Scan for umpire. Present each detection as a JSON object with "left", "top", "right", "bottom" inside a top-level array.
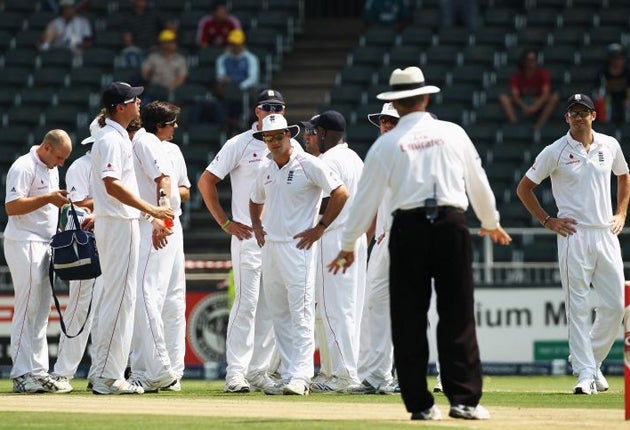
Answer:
[{"left": 329, "top": 67, "right": 511, "bottom": 420}]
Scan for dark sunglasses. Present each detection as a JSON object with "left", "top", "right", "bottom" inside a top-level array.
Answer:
[
  {"left": 305, "top": 128, "right": 317, "bottom": 136},
  {"left": 567, "top": 110, "right": 592, "bottom": 118},
  {"left": 379, "top": 116, "right": 399, "bottom": 125},
  {"left": 259, "top": 104, "right": 284, "bottom": 113},
  {"left": 262, "top": 132, "right": 287, "bottom": 143}
]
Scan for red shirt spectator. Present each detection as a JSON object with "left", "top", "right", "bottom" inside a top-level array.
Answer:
[
  {"left": 196, "top": 1, "right": 241, "bottom": 49},
  {"left": 510, "top": 67, "right": 551, "bottom": 98}
]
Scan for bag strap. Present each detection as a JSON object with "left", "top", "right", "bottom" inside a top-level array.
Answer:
[
  {"left": 67, "top": 199, "right": 82, "bottom": 232},
  {"left": 48, "top": 264, "right": 94, "bottom": 339}
]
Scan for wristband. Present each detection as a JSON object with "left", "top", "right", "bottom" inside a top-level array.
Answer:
[
  {"left": 318, "top": 220, "right": 327, "bottom": 228},
  {"left": 221, "top": 219, "right": 231, "bottom": 230},
  {"left": 143, "top": 213, "right": 154, "bottom": 223},
  {"left": 542, "top": 215, "right": 551, "bottom": 226}
]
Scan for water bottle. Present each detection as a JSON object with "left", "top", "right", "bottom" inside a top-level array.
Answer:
[{"left": 159, "top": 188, "right": 174, "bottom": 228}]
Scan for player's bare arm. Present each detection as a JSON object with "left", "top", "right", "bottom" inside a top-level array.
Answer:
[
  {"left": 198, "top": 170, "right": 252, "bottom": 240},
  {"left": 516, "top": 175, "right": 576, "bottom": 237},
  {"left": 249, "top": 199, "right": 266, "bottom": 247},
  {"left": 293, "top": 184, "right": 349, "bottom": 250},
  {"left": 612, "top": 172, "right": 630, "bottom": 235},
  {"left": 5, "top": 190, "right": 69, "bottom": 215}
]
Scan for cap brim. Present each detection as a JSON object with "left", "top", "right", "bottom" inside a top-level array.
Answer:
[
  {"left": 253, "top": 125, "right": 300, "bottom": 141},
  {"left": 300, "top": 120, "right": 316, "bottom": 129},
  {"left": 130, "top": 86, "right": 144, "bottom": 97},
  {"left": 567, "top": 102, "right": 594, "bottom": 111},
  {"left": 257, "top": 98, "right": 285, "bottom": 106},
  {"left": 376, "top": 85, "right": 441, "bottom": 101},
  {"left": 367, "top": 113, "right": 381, "bottom": 127},
  {"left": 80, "top": 136, "right": 95, "bottom": 145}
]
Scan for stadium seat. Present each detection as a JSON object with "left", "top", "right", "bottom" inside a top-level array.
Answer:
[
  {"left": 2, "top": 126, "right": 32, "bottom": 151},
  {"left": 32, "top": 68, "right": 69, "bottom": 87},
  {"left": 388, "top": 46, "right": 422, "bottom": 70},
  {"left": 523, "top": 8, "right": 559, "bottom": 28},
  {"left": 346, "top": 123, "right": 378, "bottom": 146},
  {"left": 436, "top": 27, "right": 473, "bottom": 48},
  {"left": 69, "top": 67, "right": 106, "bottom": 90},
  {"left": 45, "top": 105, "right": 82, "bottom": 130},
  {"left": 348, "top": 46, "right": 388, "bottom": 68},
  {"left": 18, "top": 87, "right": 56, "bottom": 106},
  {"left": 550, "top": 28, "right": 586, "bottom": 47},
  {"left": 483, "top": 8, "right": 517, "bottom": 28},
  {"left": 559, "top": 9, "right": 596, "bottom": 27},
  {"left": 3, "top": 48, "right": 38, "bottom": 68},
  {"left": 13, "top": 30, "right": 42, "bottom": 50},
  {"left": 462, "top": 45, "right": 500, "bottom": 68},
  {"left": 56, "top": 88, "right": 93, "bottom": 110},
  {"left": 188, "top": 67, "right": 216, "bottom": 86},
  {"left": 81, "top": 47, "right": 117, "bottom": 69},
  {"left": 39, "top": 49, "right": 75, "bottom": 69},
  {"left": 516, "top": 28, "right": 551, "bottom": 47},
  {"left": 0, "top": 12, "right": 26, "bottom": 33},
  {"left": 360, "top": 25, "right": 398, "bottom": 48},
  {"left": 472, "top": 26, "right": 511, "bottom": 49},
  {"left": 450, "top": 64, "right": 488, "bottom": 86},
  {"left": 327, "top": 84, "right": 365, "bottom": 106},
  {"left": 398, "top": 27, "right": 434, "bottom": 49},
  {"left": 336, "top": 65, "right": 375, "bottom": 87},
  {"left": 6, "top": 106, "right": 44, "bottom": 128}
]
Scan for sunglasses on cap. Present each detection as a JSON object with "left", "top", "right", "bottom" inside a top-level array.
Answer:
[
  {"left": 262, "top": 132, "right": 287, "bottom": 143},
  {"left": 112, "top": 96, "right": 139, "bottom": 107},
  {"left": 567, "top": 110, "right": 592, "bottom": 118},
  {"left": 259, "top": 104, "right": 284, "bottom": 113}
]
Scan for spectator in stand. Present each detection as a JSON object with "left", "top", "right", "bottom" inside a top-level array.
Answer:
[
  {"left": 362, "top": 0, "right": 412, "bottom": 31},
  {"left": 498, "top": 48, "right": 559, "bottom": 130},
  {"left": 40, "top": 0, "right": 92, "bottom": 55},
  {"left": 197, "top": 1, "right": 242, "bottom": 49},
  {"left": 593, "top": 43, "right": 630, "bottom": 126},
  {"left": 141, "top": 29, "right": 188, "bottom": 99},
  {"left": 120, "top": 0, "right": 173, "bottom": 52},
  {"left": 214, "top": 29, "right": 260, "bottom": 133},
  {"left": 441, "top": 0, "right": 478, "bottom": 31}
]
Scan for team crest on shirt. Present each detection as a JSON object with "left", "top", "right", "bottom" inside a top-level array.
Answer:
[
  {"left": 103, "top": 162, "right": 114, "bottom": 172},
  {"left": 10, "top": 186, "right": 16, "bottom": 193}
]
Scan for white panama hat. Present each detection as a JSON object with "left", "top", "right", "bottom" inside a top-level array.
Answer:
[
  {"left": 252, "top": 114, "right": 300, "bottom": 141},
  {"left": 80, "top": 116, "right": 102, "bottom": 145},
  {"left": 376, "top": 66, "right": 440, "bottom": 101},
  {"left": 367, "top": 102, "right": 400, "bottom": 127}
]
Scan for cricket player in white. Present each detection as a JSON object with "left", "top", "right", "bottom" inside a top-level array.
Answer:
[
  {"left": 90, "top": 82, "right": 173, "bottom": 395},
  {"left": 4, "top": 130, "right": 73, "bottom": 394},
  {"left": 198, "top": 89, "right": 300, "bottom": 393},
  {"left": 249, "top": 114, "right": 349, "bottom": 395},
  {"left": 162, "top": 139, "right": 191, "bottom": 388},
  {"left": 517, "top": 93, "right": 630, "bottom": 395},
  {"left": 300, "top": 111, "right": 367, "bottom": 393},
  {"left": 358, "top": 103, "right": 400, "bottom": 394},
  {"left": 52, "top": 117, "right": 103, "bottom": 389},
  {"left": 129, "top": 101, "right": 180, "bottom": 392}
]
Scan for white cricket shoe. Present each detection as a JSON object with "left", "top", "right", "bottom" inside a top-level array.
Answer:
[
  {"left": 129, "top": 372, "right": 177, "bottom": 393},
  {"left": 248, "top": 372, "right": 277, "bottom": 392},
  {"left": 224, "top": 374, "right": 250, "bottom": 393},
  {"left": 377, "top": 380, "right": 400, "bottom": 395},
  {"left": 449, "top": 404, "right": 490, "bottom": 420},
  {"left": 13, "top": 374, "right": 46, "bottom": 394},
  {"left": 92, "top": 377, "right": 144, "bottom": 395},
  {"left": 595, "top": 368, "right": 609, "bottom": 392},
  {"left": 573, "top": 377, "right": 597, "bottom": 395},
  {"left": 41, "top": 374, "right": 73, "bottom": 393},
  {"left": 411, "top": 405, "right": 442, "bottom": 420},
  {"left": 283, "top": 379, "right": 309, "bottom": 395},
  {"left": 161, "top": 380, "right": 181, "bottom": 392},
  {"left": 310, "top": 376, "right": 368, "bottom": 394}
]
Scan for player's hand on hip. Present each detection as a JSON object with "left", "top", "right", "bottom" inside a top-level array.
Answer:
[
  {"left": 327, "top": 251, "right": 354, "bottom": 275},
  {"left": 544, "top": 217, "right": 577, "bottom": 237},
  {"left": 293, "top": 224, "right": 325, "bottom": 250},
  {"left": 610, "top": 214, "right": 626, "bottom": 235},
  {"left": 225, "top": 221, "right": 253, "bottom": 240},
  {"left": 49, "top": 190, "right": 69, "bottom": 207},
  {"left": 479, "top": 225, "right": 512, "bottom": 245}
]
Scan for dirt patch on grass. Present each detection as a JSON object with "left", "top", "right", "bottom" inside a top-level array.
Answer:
[{"left": 0, "top": 396, "right": 626, "bottom": 429}]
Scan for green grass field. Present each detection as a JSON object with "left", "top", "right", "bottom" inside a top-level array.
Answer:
[{"left": 0, "top": 376, "right": 625, "bottom": 429}]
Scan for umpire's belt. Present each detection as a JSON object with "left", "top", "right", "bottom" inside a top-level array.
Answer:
[{"left": 392, "top": 206, "right": 463, "bottom": 217}]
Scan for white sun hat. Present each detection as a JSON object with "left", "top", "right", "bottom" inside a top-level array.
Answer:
[
  {"left": 376, "top": 66, "right": 441, "bottom": 101},
  {"left": 367, "top": 102, "right": 400, "bottom": 127}
]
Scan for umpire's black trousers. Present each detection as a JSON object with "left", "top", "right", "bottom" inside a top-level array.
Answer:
[{"left": 389, "top": 206, "right": 482, "bottom": 413}]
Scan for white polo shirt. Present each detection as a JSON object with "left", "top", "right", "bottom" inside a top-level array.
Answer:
[
  {"left": 163, "top": 141, "right": 191, "bottom": 217},
  {"left": 132, "top": 128, "right": 172, "bottom": 208},
  {"left": 91, "top": 118, "right": 140, "bottom": 219},
  {"left": 320, "top": 143, "right": 364, "bottom": 231},
  {"left": 526, "top": 130, "right": 629, "bottom": 228},
  {"left": 341, "top": 111, "right": 500, "bottom": 251},
  {"left": 251, "top": 149, "right": 342, "bottom": 242},
  {"left": 207, "top": 122, "right": 304, "bottom": 226},
  {"left": 4, "top": 146, "right": 59, "bottom": 241},
  {"left": 66, "top": 151, "right": 92, "bottom": 203}
]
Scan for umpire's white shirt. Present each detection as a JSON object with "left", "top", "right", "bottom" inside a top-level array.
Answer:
[
  {"left": 91, "top": 118, "right": 140, "bottom": 219},
  {"left": 526, "top": 130, "right": 629, "bottom": 228},
  {"left": 320, "top": 143, "right": 364, "bottom": 231},
  {"left": 207, "top": 122, "right": 303, "bottom": 226},
  {"left": 131, "top": 128, "right": 172, "bottom": 206},
  {"left": 66, "top": 151, "right": 92, "bottom": 203},
  {"left": 341, "top": 111, "right": 500, "bottom": 251},
  {"left": 251, "top": 149, "right": 342, "bottom": 242},
  {"left": 4, "top": 146, "right": 59, "bottom": 241}
]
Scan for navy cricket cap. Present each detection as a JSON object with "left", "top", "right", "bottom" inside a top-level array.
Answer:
[
  {"left": 102, "top": 81, "right": 144, "bottom": 107},
  {"left": 301, "top": 110, "right": 346, "bottom": 132},
  {"left": 566, "top": 94, "right": 595, "bottom": 111},
  {"left": 257, "top": 88, "right": 285, "bottom": 105}
]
